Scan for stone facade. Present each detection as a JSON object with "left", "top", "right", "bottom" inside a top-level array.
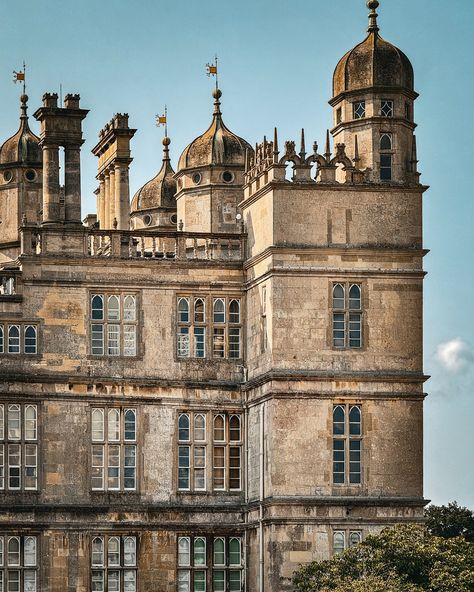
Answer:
[{"left": 0, "top": 2, "right": 428, "bottom": 591}]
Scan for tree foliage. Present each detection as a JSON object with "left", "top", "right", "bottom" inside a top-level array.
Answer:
[
  {"left": 425, "top": 501, "right": 474, "bottom": 542},
  {"left": 292, "top": 524, "right": 474, "bottom": 592}
]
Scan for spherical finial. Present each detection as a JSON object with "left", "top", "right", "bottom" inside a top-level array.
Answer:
[
  {"left": 213, "top": 88, "right": 222, "bottom": 100},
  {"left": 367, "top": 0, "right": 379, "bottom": 9},
  {"left": 20, "top": 94, "right": 28, "bottom": 104},
  {"left": 162, "top": 136, "right": 171, "bottom": 147}
]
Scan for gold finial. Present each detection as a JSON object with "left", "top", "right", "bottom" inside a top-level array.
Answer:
[
  {"left": 367, "top": 0, "right": 380, "bottom": 32},
  {"left": 206, "top": 55, "right": 219, "bottom": 91},
  {"left": 212, "top": 88, "right": 222, "bottom": 115},
  {"left": 13, "top": 61, "right": 26, "bottom": 95}
]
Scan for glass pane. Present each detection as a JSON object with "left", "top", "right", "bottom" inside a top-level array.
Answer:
[
  {"left": 229, "top": 416, "right": 241, "bottom": 441},
  {"left": 24, "top": 326, "right": 37, "bottom": 354},
  {"left": 124, "top": 571, "right": 136, "bottom": 592},
  {"left": 24, "top": 445, "right": 37, "bottom": 490},
  {"left": 8, "top": 445, "right": 21, "bottom": 489},
  {"left": 179, "top": 414, "right": 190, "bottom": 441},
  {"left": 333, "top": 532, "right": 345, "bottom": 554},
  {"left": 108, "top": 409, "right": 120, "bottom": 442},
  {"left": 229, "top": 447, "right": 241, "bottom": 490},
  {"left": 23, "top": 537, "right": 36, "bottom": 567},
  {"left": 194, "top": 298, "right": 205, "bottom": 323},
  {"left": 332, "top": 284, "right": 345, "bottom": 309},
  {"left": 108, "top": 295, "right": 120, "bottom": 321},
  {"left": 7, "top": 537, "right": 20, "bottom": 565},
  {"left": 213, "top": 298, "right": 225, "bottom": 323},
  {"left": 7, "top": 570, "right": 19, "bottom": 592},
  {"left": 194, "top": 327, "right": 205, "bottom": 358},
  {"left": 380, "top": 133, "right": 392, "bottom": 150},
  {"left": 107, "top": 324, "right": 120, "bottom": 356},
  {"left": 178, "top": 298, "right": 190, "bottom": 323},
  {"left": 123, "top": 295, "right": 136, "bottom": 321},
  {"left": 178, "top": 327, "right": 190, "bottom": 357},
  {"left": 213, "top": 416, "right": 225, "bottom": 442},
  {"left": 123, "top": 325, "right": 137, "bottom": 357},
  {"left": 178, "top": 447, "right": 190, "bottom": 489},
  {"left": 108, "top": 446, "right": 120, "bottom": 489},
  {"left": 194, "top": 571, "right": 206, "bottom": 592},
  {"left": 212, "top": 328, "right": 225, "bottom": 358},
  {"left": 0, "top": 405, "right": 4, "bottom": 440},
  {"left": 333, "top": 406, "right": 345, "bottom": 435},
  {"left": 91, "top": 445, "right": 104, "bottom": 490},
  {"left": 124, "top": 410, "right": 136, "bottom": 441},
  {"left": 178, "top": 538, "right": 190, "bottom": 567},
  {"left": 229, "top": 299, "right": 240, "bottom": 324},
  {"left": 108, "top": 571, "right": 119, "bottom": 592},
  {"left": 349, "top": 406, "right": 361, "bottom": 435},
  {"left": 91, "top": 324, "right": 104, "bottom": 355},
  {"left": 213, "top": 447, "right": 225, "bottom": 490},
  {"left": 333, "top": 440, "right": 345, "bottom": 484},
  {"left": 213, "top": 538, "right": 225, "bottom": 566},
  {"left": 350, "top": 531, "right": 362, "bottom": 547},
  {"left": 213, "top": 570, "right": 225, "bottom": 592},
  {"left": 194, "top": 414, "right": 206, "bottom": 441},
  {"left": 194, "top": 538, "right": 206, "bottom": 566},
  {"left": 91, "top": 571, "right": 104, "bottom": 592},
  {"left": 178, "top": 570, "right": 190, "bottom": 592},
  {"left": 229, "top": 538, "right": 241, "bottom": 565},
  {"left": 229, "top": 571, "right": 241, "bottom": 592},
  {"left": 349, "top": 285, "right": 361, "bottom": 309},
  {"left": 92, "top": 537, "right": 104, "bottom": 566},
  {"left": 7, "top": 405, "right": 21, "bottom": 440},
  {"left": 229, "top": 328, "right": 241, "bottom": 359},
  {"left": 24, "top": 406, "right": 37, "bottom": 440},
  {"left": 8, "top": 326, "right": 20, "bottom": 354},
  {"left": 91, "top": 295, "right": 104, "bottom": 320},
  {"left": 108, "top": 537, "right": 120, "bottom": 567},
  {"left": 92, "top": 409, "right": 104, "bottom": 441},
  {"left": 124, "top": 537, "right": 136, "bottom": 567},
  {"left": 124, "top": 445, "right": 136, "bottom": 490}
]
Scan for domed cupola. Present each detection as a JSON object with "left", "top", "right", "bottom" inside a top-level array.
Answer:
[
  {"left": 178, "top": 89, "right": 252, "bottom": 172},
  {"left": 0, "top": 95, "right": 42, "bottom": 167},
  {"left": 329, "top": 0, "right": 420, "bottom": 185},
  {"left": 333, "top": 2, "right": 414, "bottom": 100},
  {"left": 130, "top": 136, "right": 177, "bottom": 229},
  {"left": 175, "top": 89, "right": 254, "bottom": 234}
]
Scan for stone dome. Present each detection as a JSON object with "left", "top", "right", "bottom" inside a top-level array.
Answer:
[
  {"left": 177, "top": 89, "right": 253, "bottom": 171},
  {"left": 130, "top": 137, "right": 177, "bottom": 213},
  {"left": 332, "top": 1, "right": 414, "bottom": 99},
  {"left": 0, "top": 95, "right": 42, "bottom": 165}
]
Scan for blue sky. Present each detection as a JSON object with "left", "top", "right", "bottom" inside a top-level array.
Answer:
[{"left": 0, "top": 0, "right": 473, "bottom": 508}]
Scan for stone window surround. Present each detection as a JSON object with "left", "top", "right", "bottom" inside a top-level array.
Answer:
[{"left": 0, "top": 322, "right": 39, "bottom": 356}]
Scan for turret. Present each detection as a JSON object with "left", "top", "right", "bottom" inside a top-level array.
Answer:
[{"left": 330, "top": 0, "right": 420, "bottom": 184}]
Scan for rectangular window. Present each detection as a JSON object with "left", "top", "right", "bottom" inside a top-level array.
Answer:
[
  {"left": 332, "top": 405, "right": 362, "bottom": 485},
  {"left": 177, "top": 413, "right": 242, "bottom": 492},
  {"left": 380, "top": 154, "right": 392, "bottom": 181},
  {"left": 0, "top": 536, "right": 38, "bottom": 591},
  {"left": 332, "top": 283, "right": 362, "bottom": 349},
  {"left": 336, "top": 107, "right": 342, "bottom": 124},
  {"left": 177, "top": 537, "right": 243, "bottom": 592},
  {"left": 0, "top": 405, "right": 38, "bottom": 491},
  {"left": 91, "top": 408, "right": 137, "bottom": 492},
  {"left": 90, "top": 536, "right": 137, "bottom": 592},
  {"left": 353, "top": 101, "right": 366, "bottom": 119},
  {"left": 381, "top": 99, "right": 394, "bottom": 117},
  {"left": 177, "top": 297, "right": 241, "bottom": 360},
  {"left": 261, "top": 285, "right": 268, "bottom": 353},
  {"left": 90, "top": 294, "right": 138, "bottom": 357}
]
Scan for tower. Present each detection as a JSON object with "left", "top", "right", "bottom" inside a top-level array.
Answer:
[
  {"left": 175, "top": 89, "right": 253, "bottom": 233},
  {"left": 0, "top": 94, "right": 42, "bottom": 262},
  {"left": 330, "top": 0, "right": 419, "bottom": 184}
]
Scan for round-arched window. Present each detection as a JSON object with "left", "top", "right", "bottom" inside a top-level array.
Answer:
[
  {"left": 25, "top": 169, "right": 36, "bottom": 182},
  {"left": 143, "top": 214, "right": 152, "bottom": 226},
  {"left": 192, "top": 173, "right": 202, "bottom": 185},
  {"left": 222, "top": 171, "right": 234, "bottom": 183}
]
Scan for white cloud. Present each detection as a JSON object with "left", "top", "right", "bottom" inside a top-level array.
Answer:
[{"left": 436, "top": 338, "right": 474, "bottom": 372}]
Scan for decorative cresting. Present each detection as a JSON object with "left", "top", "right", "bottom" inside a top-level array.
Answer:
[
  {"left": 332, "top": 0, "right": 415, "bottom": 99},
  {"left": 0, "top": 94, "right": 41, "bottom": 165},
  {"left": 244, "top": 128, "right": 366, "bottom": 188},
  {"left": 177, "top": 89, "right": 253, "bottom": 171},
  {"left": 130, "top": 136, "right": 177, "bottom": 220}
]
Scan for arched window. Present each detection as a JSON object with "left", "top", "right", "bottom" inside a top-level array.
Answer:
[
  {"left": 108, "top": 536, "right": 120, "bottom": 567},
  {"left": 213, "top": 298, "right": 225, "bottom": 323},
  {"left": 229, "top": 299, "right": 240, "bottom": 324},
  {"left": 229, "top": 538, "right": 241, "bottom": 566},
  {"left": 108, "top": 409, "right": 120, "bottom": 441},
  {"left": 92, "top": 409, "right": 104, "bottom": 441},
  {"left": 25, "top": 405, "right": 37, "bottom": 440},
  {"left": 178, "top": 413, "right": 190, "bottom": 441},
  {"left": 91, "top": 295, "right": 104, "bottom": 320},
  {"left": 8, "top": 536, "right": 20, "bottom": 566},
  {"left": 213, "top": 538, "right": 225, "bottom": 566},
  {"left": 333, "top": 531, "right": 345, "bottom": 555},
  {"left": 213, "top": 415, "right": 225, "bottom": 442},
  {"left": 0, "top": 325, "right": 4, "bottom": 353},
  {"left": 349, "top": 531, "right": 362, "bottom": 547},
  {"left": 229, "top": 415, "right": 241, "bottom": 442},
  {"left": 24, "top": 325, "right": 37, "bottom": 354},
  {"left": 124, "top": 409, "right": 136, "bottom": 441},
  {"left": 8, "top": 404, "right": 21, "bottom": 440},
  {"left": 380, "top": 133, "right": 392, "bottom": 150},
  {"left": 124, "top": 295, "right": 136, "bottom": 321},
  {"left": 349, "top": 285, "right": 361, "bottom": 310},
  {"left": 8, "top": 325, "right": 20, "bottom": 354},
  {"left": 349, "top": 406, "right": 361, "bottom": 436},
  {"left": 194, "top": 414, "right": 206, "bottom": 441},
  {"left": 194, "top": 537, "right": 206, "bottom": 566},
  {"left": 92, "top": 537, "right": 104, "bottom": 567},
  {"left": 108, "top": 295, "right": 120, "bottom": 321},
  {"left": 124, "top": 536, "right": 137, "bottom": 566},
  {"left": 178, "top": 537, "right": 190, "bottom": 566},
  {"left": 24, "top": 536, "right": 37, "bottom": 566},
  {"left": 0, "top": 404, "right": 4, "bottom": 440},
  {"left": 194, "top": 298, "right": 205, "bottom": 323},
  {"left": 333, "top": 405, "right": 345, "bottom": 435},
  {"left": 178, "top": 298, "right": 189, "bottom": 323},
  {"left": 332, "top": 284, "right": 345, "bottom": 309}
]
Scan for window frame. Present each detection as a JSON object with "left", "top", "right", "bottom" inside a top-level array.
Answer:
[
  {"left": 331, "top": 283, "right": 363, "bottom": 350},
  {"left": 332, "top": 529, "right": 363, "bottom": 555},
  {"left": 332, "top": 404, "right": 362, "bottom": 486},
  {"left": 380, "top": 99, "right": 394, "bottom": 118},
  {"left": 352, "top": 100, "right": 366, "bottom": 120},
  {"left": 91, "top": 407, "right": 138, "bottom": 493},
  {"left": 90, "top": 535, "right": 137, "bottom": 592},
  {"left": 0, "top": 535, "right": 38, "bottom": 591},
  {"left": 380, "top": 132, "right": 394, "bottom": 182},
  {"left": 89, "top": 292, "right": 139, "bottom": 358}
]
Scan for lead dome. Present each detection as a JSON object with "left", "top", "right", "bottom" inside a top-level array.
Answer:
[
  {"left": 332, "top": 0, "right": 414, "bottom": 99},
  {"left": 0, "top": 95, "right": 42, "bottom": 165}
]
